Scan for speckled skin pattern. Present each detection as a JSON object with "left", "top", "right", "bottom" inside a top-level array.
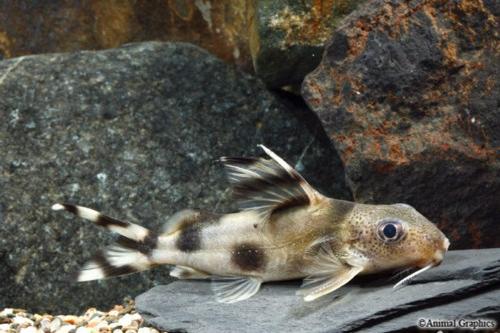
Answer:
[{"left": 154, "top": 198, "right": 448, "bottom": 282}]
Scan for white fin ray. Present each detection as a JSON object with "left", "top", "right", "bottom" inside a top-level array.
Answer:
[
  {"left": 298, "top": 266, "right": 363, "bottom": 302},
  {"left": 211, "top": 276, "right": 262, "bottom": 304},
  {"left": 77, "top": 264, "right": 106, "bottom": 281},
  {"left": 304, "top": 237, "right": 344, "bottom": 275},
  {"left": 259, "top": 144, "right": 320, "bottom": 201},
  {"left": 299, "top": 241, "right": 366, "bottom": 301},
  {"left": 221, "top": 145, "right": 325, "bottom": 221}
]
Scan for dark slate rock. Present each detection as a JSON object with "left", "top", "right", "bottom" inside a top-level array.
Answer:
[
  {"left": 302, "top": 0, "right": 500, "bottom": 249},
  {"left": 0, "top": 42, "right": 350, "bottom": 313},
  {"left": 252, "top": 0, "right": 365, "bottom": 88},
  {"left": 136, "top": 249, "right": 500, "bottom": 333}
]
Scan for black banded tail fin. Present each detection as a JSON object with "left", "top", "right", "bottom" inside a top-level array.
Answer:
[
  {"left": 52, "top": 203, "right": 159, "bottom": 281},
  {"left": 76, "top": 244, "right": 153, "bottom": 281},
  {"left": 51, "top": 203, "right": 150, "bottom": 241}
]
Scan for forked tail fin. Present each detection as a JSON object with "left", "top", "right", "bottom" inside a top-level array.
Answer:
[{"left": 52, "top": 203, "right": 159, "bottom": 281}]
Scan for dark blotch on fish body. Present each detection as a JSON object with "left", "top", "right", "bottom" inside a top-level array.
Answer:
[
  {"left": 232, "top": 242, "right": 266, "bottom": 272},
  {"left": 176, "top": 224, "right": 202, "bottom": 252}
]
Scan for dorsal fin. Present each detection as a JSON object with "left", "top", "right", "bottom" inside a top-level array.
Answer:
[{"left": 221, "top": 145, "right": 325, "bottom": 220}]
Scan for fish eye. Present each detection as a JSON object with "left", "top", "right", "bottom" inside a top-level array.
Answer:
[{"left": 377, "top": 220, "right": 405, "bottom": 243}]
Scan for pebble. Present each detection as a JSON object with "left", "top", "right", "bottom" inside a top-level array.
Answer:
[
  {"left": 137, "top": 328, "right": 154, "bottom": 333},
  {"left": 49, "top": 318, "right": 62, "bottom": 332},
  {"left": 0, "top": 302, "right": 164, "bottom": 333},
  {"left": 117, "top": 315, "right": 132, "bottom": 328},
  {"left": 12, "top": 317, "right": 34, "bottom": 327},
  {"left": 0, "top": 323, "right": 11, "bottom": 331},
  {"left": 56, "top": 324, "right": 76, "bottom": 333},
  {"left": 19, "top": 326, "right": 37, "bottom": 333},
  {"left": 75, "top": 328, "right": 90, "bottom": 333},
  {"left": 0, "top": 309, "right": 14, "bottom": 318}
]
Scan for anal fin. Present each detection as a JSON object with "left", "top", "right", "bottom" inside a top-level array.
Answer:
[
  {"left": 170, "top": 265, "right": 210, "bottom": 280},
  {"left": 211, "top": 276, "right": 262, "bottom": 304}
]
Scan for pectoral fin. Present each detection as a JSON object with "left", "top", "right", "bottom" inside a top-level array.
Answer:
[
  {"left": 299, "top": 240, "right": 367, "bottom": 301},
  {"left": 298, "top": 265, "right": 363, "bottom": 302},
  {"left": 211, "top": 276, "right": 262, "bottom": 304}
]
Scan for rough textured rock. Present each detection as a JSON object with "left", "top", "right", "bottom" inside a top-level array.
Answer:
[
  {"left": 136, "top": 249, "right": 500, "bottom": 333},
  {"left": 302, "top": 0, "right": 500, "bottom": 249},
  {"left": 0, "top": 1, "right": 255, "bottom": 71},
  {"left": 0, "top": 42, "right": 351, "bottom": 313},
  {"left": 251, "top": 0, "right": 364, "bottom": 88},
  {"left": 0, "top": 1, "right": 364, "bottom": 88}
]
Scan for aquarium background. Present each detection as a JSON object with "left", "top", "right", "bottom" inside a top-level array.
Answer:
[{"left": 0, "top": 0, "right": 498, "bottom": 314}]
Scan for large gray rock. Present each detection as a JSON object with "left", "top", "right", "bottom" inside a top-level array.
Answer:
[
  {"left": 302, "top": 0, "right": 500, "bottom": 249},
  {"left": 136, "top": 249, "right": 500, "bottom": 333},
  {"left": 0, "top": 42, "right": 350, "bottom": 313}
]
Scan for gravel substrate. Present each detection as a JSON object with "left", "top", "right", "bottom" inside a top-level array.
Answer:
[{"left": 0, "top": 300, "right": 164, "bottom": 333}]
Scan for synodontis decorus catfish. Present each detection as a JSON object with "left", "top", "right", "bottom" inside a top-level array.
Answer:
[{"left": 52, "top": 145, "right": 450, "bottom": 303}]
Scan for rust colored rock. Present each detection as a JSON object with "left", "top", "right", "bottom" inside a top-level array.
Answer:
[
  {"left": 0, "top": 1, "right": 364, "bottom": 86},
  {"left": 302, "top": 0, "right": 499, "bottom": 249},
  {"left": 251, "top": 0, "right": 365, "bottom": 88},
  {"left": 0, "top": 1, "right": 254, "bottom": 70}
]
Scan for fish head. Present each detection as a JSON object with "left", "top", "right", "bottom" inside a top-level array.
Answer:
[{"left": 349, "top": 203, "right": 450, "bottom": 272}]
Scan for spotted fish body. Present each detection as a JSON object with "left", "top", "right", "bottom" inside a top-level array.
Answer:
[{"left": 52, "top": 145, "right": 450, "bottom": 303}]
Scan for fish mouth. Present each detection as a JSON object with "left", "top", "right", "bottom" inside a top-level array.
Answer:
[
  {"left": 394, "top": 245, "right": 447, "bottom": 289},
  {"left": 432, "top": 236, "right": 450, "bottom": 267},
  {"left": 430, "top": 249, "right": 445, "bottom": 267},
  {"left": 424, "top": 236, "right": 450, "bottom": 267},
  {"left": 443, "top": 237, "right": 450, "bottom": 251},
  {"left": 393, "top": 237, "right": 450, "bottom": 289}
]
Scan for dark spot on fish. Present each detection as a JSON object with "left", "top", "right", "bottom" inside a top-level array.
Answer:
[
  {"left": 116, "top": 231, "right": 159, "bottom": 255},
  {"left": 253, "top": 224, "right": 258, "bottom": 228},
  {"left": 231, "top": 242, "right": 266, "bottom": 272},
  {"left": 95, "top": 214, "right": 129, "bottom": 228},
  {"left": 62, "top": 203, "right": 78, "bottom": 215},
  {"left": 176, "top": 224, "right": 202, "bottom": 252}
]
